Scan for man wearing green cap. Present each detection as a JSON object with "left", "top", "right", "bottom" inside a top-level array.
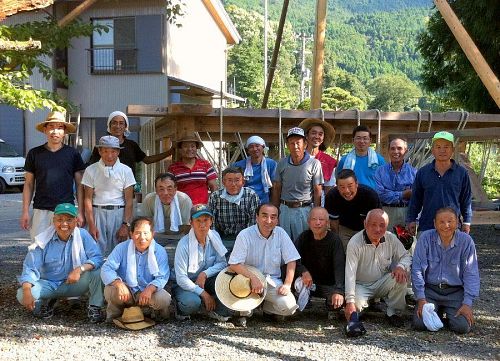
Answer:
[
  {"left": 407, "top": 131, "right": 472, "bottom": 235},
  {"left": 17, "top": 203, "right": 105, "bottom": 323}
]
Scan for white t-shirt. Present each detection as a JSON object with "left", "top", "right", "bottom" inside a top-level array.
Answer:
[{"left": 82, "top": 159, "right": 136, "bottom": 205}]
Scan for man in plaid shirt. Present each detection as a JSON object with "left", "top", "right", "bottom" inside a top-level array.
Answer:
[{"left": 208, "top": 167, "right": 259, "bottom": 248}]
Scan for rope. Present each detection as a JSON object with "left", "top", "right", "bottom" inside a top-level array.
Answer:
[
  {"left": 278, "top": 108, "right": 283, "bottom": 159},
  {"left": 375, "top": 109, "right": 381, "bottom": 152},
  {"left": 219, "top": 81, "right": 224, "bottom": 185},
  {"left": 355, "top": 108, "right": 360, "bottom": 126}
]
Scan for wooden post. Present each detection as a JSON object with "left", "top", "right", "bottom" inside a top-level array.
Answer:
[
  {"left": 58, "top": 0, "right": 99, "bottom": 27},
  {"left": 434, "top": 0, "right": 500, "bottom": 108},
  {"left": 310, "top": 0, "right": 327, "bottom": 109}
]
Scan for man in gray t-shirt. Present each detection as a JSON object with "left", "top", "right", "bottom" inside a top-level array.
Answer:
[{"left": 272, "top": 127, "right": 323, "bottom": 243}]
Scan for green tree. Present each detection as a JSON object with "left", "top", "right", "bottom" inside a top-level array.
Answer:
[
  {"left": 368, "top": 74, "right": 421, "bottom": 111},
  {"left": 324, "top": 67, "right": 370, "bottom": 104},
  {"left": 298, "top": 87, "right": 365, "bottom": 110},
  {"left": 417, "top": 0, "right": 500, "bottom": 113}
]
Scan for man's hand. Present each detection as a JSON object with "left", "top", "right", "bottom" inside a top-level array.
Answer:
[
  {"left": 344, "top": 302, "right": 357, "bottom": 320},
  {"left": 402, "top": 188, "right": 412, "bottom": 200},
  {"left": 250, "top": 276, "right": 265, "bottom": 294},
  {"left": 113, "top": 280, "right": 131, "bottom": 303},
  {"left": 330, "top": 293, "right": 344, "bottom": 309},
  {"left": 77, "top": 213, "right": 85, "bottom": 228},
  {"left": 20, "top": 212, "right": 30, "bottom": 231},
  {"left": 407, "top": 222, "right": 417, "bottom": 236},
  {"left": 455, "top": 304, "right": 474, "bottom": 327},
  {"left": 195, "top": 272, "right": 208, "bottom": 289},
  {"left": 66, "top": 267, "right": 82, "bottom": 284},
  {"left": 416, "top": 299, "right": 427, "bottom": 318},
  {"left": 391, "top": 266, "right": 407, "bottom": 284},
  {"left": 138, "top": 285, "right": 156, "bottom": 306},
  {"left": 22, "top": 286, "right": 35, "bottom": 311},
  {"left": 116, "top": 224, "right": 129, "bottom": 242},
  {"left": 461, "top": 224, "right": 471, "bottom": 234},
  {"left": 301, "top": 272, "right": 313, "bottom": 288},
  {"left": 89, "top": 224, "right": 99, "bottom": 241},
  {"left": 277, "top": 283, "right": 291, "bottom": 296},
  {"left": 200, "top": 291, "right": 216, "bottom": 311}
]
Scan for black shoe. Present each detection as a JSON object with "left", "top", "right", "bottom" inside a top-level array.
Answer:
[
  {"left": 387, "top": 314, "right": 405, "bottom": 328},
  {"left": 263, "top": 312, "right": 285, "bottom": 323},
  {"left": 405, "top": 294, "right": 416, "bottom": 306},
  {"left": 88, "top": 305, "right": 105, "bottom": 323},
  {"left": 35, "top": 299, "right": 56, "bottom": 319},
  {"left": 345, "top": 312, "right": 366, "bottom": 337},
  {"left": 231, "top": 316, "right": 247, "bottom": 328}
]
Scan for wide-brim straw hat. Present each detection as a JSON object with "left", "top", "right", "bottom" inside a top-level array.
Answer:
[
  {"left": 215, "top": 265, "right": 267, "bottom": 312},
  {"left": 174, "top": 136, "right": 203, "bottom": 148},
  {"left": 113, "top": 306, "right": 155, "bottom": 331},
  {"left": 298, "top": 118, "right": 336, "bottom": 147},
  {"left": 35, "top": 111, "right": 76, "bottom": 134}
]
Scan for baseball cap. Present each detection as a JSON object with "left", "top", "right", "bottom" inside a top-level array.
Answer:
[
  {"left": 286, "top": 127, "right": 305, "bottom": 139},
  {"left": 190, "top": 204, "right": 214, "bottom": 219},
  {"left": 432, "top": 131, "right": 454, "bottom": 144},
  {"left": 54, "top": 203, "right": 78, "bottom": 217},
  {"left": 95, "top": 135, "right": 124, "bottom": 149}
]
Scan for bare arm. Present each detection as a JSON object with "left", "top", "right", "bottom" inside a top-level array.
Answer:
[
  {"left": 74, "top": 170, "right": 85, "bottom": 227},
  {"left": 207, "top": 178, "right": 218, "bottom": 192},
  {"left": 229, "top": 263, "right": 264, "bottom": 294},
  {"left": 313, "top": 184, "right": 322, "bottom": 207},
  {"left": 20, "top": 172, "right": 35, "bottom": 230},
  {"left": 83, "top": 186, "right": 98, "bottom": 240},
  {"left": 142, "top": 148, "right": 174, "bottom": 164},
  {"left": 271, "top": 181, "right": 282, "bottom": 208},
  {"left": 116, "top": 186, "right": 134, "bottom": 242},
  {"left": 278, "top": 261, "right": 296, "bottom": 296}
]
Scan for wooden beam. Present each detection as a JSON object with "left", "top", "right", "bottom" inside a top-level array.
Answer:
[
  {"left": 389, "top": 127, "right": 500, "bottom": 141},
  {"left": 472, "top": 210, "right": 500, "bottom": 225},
  {"left": 58, "top": 0, "right": 99, "bottom": 27},
  {"left": 311, "top": 0, "right": 327, "bottom": 109},
  {"left": 434, "top": 0, "right": 500, "bottom": 108},
  {"left": 127, "top": 105, "right": 169, "bottom": 117}
]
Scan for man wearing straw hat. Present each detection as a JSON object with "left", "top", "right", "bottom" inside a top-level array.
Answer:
[
  {"left": 89, "top": 110, "right": 173, "bottom": 177},
  {"left": 101, "top": 217, "right": 171, "bottom": 322},
  {"left": 233, "top": 135, "right": 277, "bottom": 204},
  {"left": 82, "top": 135, "right": 136, "bottom": 256},
  {"left": 227, "top": 203, "right": 300, "bottom": 325},
  {"left": 20, "top": 111, "right": 86, "bottom": 240}
]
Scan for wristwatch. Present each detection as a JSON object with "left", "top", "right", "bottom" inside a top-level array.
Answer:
[
  {"left": 122, "top": 221, "right": 130, "bottom": 227},
  {"left": 80, "top": 265, "right": 86, "bottom": 273}
]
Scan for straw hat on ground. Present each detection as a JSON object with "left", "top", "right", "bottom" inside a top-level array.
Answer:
[
  {"left": 113, "top": 306, "right": 155, "bottom": 330},
  {"left": 298, "top": 118, "right": 336, "bottom": 147},
  {"left": 215, "top": 266, "right": 267, "bottom": 312},
  {"left": 35, "top": 111, "right": 76, "bottom": 134}
]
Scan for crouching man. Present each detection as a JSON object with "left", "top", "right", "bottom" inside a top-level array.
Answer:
[
  {"left": 17, "top": 203, "right": 105, "bottom": 323},
  {"left": 101, "top": 217, "right": 171, "bottom": 322}
]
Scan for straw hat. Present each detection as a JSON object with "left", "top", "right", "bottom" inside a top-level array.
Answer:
[
  {"left": 215, "top": 266, "right": 267, "bottom": 312},
  {"left": 174, "top": 136, "right": 202, "bottom": 148},
  {"left": 113, "top": 306, "right": 155, "bottom": 330},
  {"left": 298, "top": 118, "right": 336, "bottom": 147},
  {"left": 35, "top": 111, "right": 76, "bottom": 134}
]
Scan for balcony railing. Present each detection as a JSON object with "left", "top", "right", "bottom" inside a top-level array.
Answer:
[{"left": 87, "top": 47, "right": 138, "bottom": 74}]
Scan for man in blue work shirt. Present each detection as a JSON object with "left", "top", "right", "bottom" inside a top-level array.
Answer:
[{"left": 406, "top": 131, "right": 472, "bottom": 236}]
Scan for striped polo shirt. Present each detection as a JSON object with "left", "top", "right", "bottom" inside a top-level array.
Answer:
[{"left": 168, "top": 158, "right": 217, "bottom": 204}]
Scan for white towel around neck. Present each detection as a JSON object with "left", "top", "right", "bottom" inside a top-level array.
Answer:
[
  {"left": 125, "top": 239, "right": 160, "bottom": 288},
  {"left": 188, "top": 229, "right": 227, "bottom": 273},
  {"left": 154, "top": 193, "right": 182, "bottom": 233},
  {"left": 244, "top": 157, "right": 273, "bottom": 193},
  {"left": 342, "top": 148, "right": 380, "bottom": 170},
  {"left": 97, "top": 158, "right": 121, "bottom": 179},
  {"left": 30, "top": 225, "right": 85, "bottom": 267}
]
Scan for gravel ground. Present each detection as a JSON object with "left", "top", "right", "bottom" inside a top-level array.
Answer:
[{"left": 0, "top": 194, "right": 498, "bottom": 360}]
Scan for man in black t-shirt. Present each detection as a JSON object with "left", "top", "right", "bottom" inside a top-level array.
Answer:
[{"left": 325, "top": 169, "right": 381, "bottom": 250}]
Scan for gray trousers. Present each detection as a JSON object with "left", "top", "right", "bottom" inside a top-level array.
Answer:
[{"left": 93, "top": 207, "right": 124, "bottom": 256}]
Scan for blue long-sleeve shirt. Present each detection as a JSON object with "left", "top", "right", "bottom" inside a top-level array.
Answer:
[
  {"left": 101, "top": 239, "right": 170, "bottom": 293},
  {"left": 18, "top": 228, "right": 103, "bottom": 288},
  {"left": 411, "top": 229, "right": 479, "bottom": 306},
  {"left": 406, "top": 160, "right": 472, "bottom": 232},
  {"left": 374, "top": 162, "right": 416, "bottom": 205},
  {"left": 173, "top": 234, "right": 227, "bottom": 295}
]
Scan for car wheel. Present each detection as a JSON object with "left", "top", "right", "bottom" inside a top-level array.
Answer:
[{"left": 0, "top": 178, "right": 6, "bottom": 194}]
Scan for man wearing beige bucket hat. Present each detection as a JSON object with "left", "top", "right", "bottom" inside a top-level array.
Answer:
[
  {"left": 20, "top": 111, "right": 86, "bottom": 240},
  {"left": 226, "top": 203, "right": 300, "bottom": 326}
]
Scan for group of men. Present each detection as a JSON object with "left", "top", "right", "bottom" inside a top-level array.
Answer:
[{"left": 17, "top": 111, "right": 479, "bottom": 335}]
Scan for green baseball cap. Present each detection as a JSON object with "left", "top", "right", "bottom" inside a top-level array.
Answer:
[
  {"left": 54, "top": 203, "right": 78, "bottom": 217},
  {"left": 432, "top": 131, "right": 454, "bottom": 144}
]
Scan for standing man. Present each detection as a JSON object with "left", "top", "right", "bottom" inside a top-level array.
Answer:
[
  {"left": 344, "top": 209, "right": 411, "bottom": 329},
  {"left": 325, "top": 169, "right": 381, "bottom": 250},
  {"left": 20, "top": 111, "right": 86, "bottom": 239},
  {"left": 407, "top": 131, "right": 472, "bottom": 236},
  {"left": 89, "top": 111, "right": 172, "bottom": 177},
  {"left": 101, "top": 217, "right": 171, "bottom": 322},
  {"left": 82, "top": 136, "right": 136, "bottom": 256},
  {"left": 374, "top": 138, "right": 417, "bottom": 229},
  {"left": 228, "top": 203, "right": 300, "bottom": 325},
  {"left": 299, "top": 118, "right": 337, "bottom": 195},
  {"left": 233, "top": 135, "right": 277, "bottom": 204},
  {"left": 208, "top": 167, "right": 259, "bottom": 245},
  {"left": 272, "top": 127, "right": 323, "bottom": 242},
  {"left": 337, "top": 125, "right": 385, "bottom": 190}
]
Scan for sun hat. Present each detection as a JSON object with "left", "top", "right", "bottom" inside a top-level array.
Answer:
[
  {"left": 298, "top": 118, "right": 336, "bottom": 147},
  {"left": 35, "top": 111, "right": 76, "bottom": 134},
  {"left": 432, "top": 131, "right": 454, "bottom": 144},
  {"left": 215, "top": 266, "right": 267, "bottom": 312},
  {"left": 95, "top": 135, "right": 124, "bottom": 149},
  {"left": 174, "top": 136, "right": 203, "bottom": 148},
  {"left": 113, "top": 306, "right": 155, "bottom": 330},
  {"left": 54, "top": 203, "right": 78, "bottom": 217},
  {"left": 286, "top": 127, "right": 306, "bottom": 140},
  {"left": 190, "top": 204, "right": 214, "bottom": 219}
]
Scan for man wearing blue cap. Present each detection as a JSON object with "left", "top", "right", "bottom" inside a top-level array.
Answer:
[
  {"left": 233, "top": 135, "right": 277, "bottom": 204},
  {"left": 17, "top": 203, "right": 105, "bottom": 323},
  {"left": 407, "top": 131, "right": 472, "bottom": 236}
]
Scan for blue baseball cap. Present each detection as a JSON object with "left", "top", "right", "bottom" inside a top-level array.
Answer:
[{"left": 190, "top": 204, "right": 214, "bottom": 219}]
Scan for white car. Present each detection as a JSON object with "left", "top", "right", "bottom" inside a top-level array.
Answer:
[{"left": 0, "top": 139, "right": 25, "bottom": 193}]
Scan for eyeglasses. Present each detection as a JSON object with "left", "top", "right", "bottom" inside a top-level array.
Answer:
[{"left": 354, "top": 136, "right": 370, "bottom": 142}]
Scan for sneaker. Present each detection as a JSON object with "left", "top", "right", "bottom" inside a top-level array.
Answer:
[
  {"left": 35, "top": 299, "right": 56, "bottom": 319},
  {"left": 88, "top": 305, "right": 105, "bottom": 323},
  {"left": 386, "top": 314, "right": 405, "bottom": 328},
  {"left": 230, "top": 316, "right": 247, "bottom": 328},
  {"left": 207, "top": 311, "right": 230, "bottom": 322}
]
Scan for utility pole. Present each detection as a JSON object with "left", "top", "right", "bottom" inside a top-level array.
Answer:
[
  {"left": 311, "top": 0, "right": 327, "bottom": 109},
  {"left": 264, "top": 0, "right": 268, "bottom": 89}
]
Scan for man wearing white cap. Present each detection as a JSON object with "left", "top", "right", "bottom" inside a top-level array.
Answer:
[
  {"left": 20, "top": 111, "right": 86, "bottom": 240},
  {"left": 272, "top": 127, "right": 323, "bottom": 242},
  {"left": 407, "top": 131, "right": 472, "bottom": 236},
  {"left": 89, "top": 111, "right": 173, "bottom": 177},
  {"left": 82, "top": 135, "right": 136, "bottom": 256},
  {"left": 233, "top": 135, "right": 277, "bottom": 204}
]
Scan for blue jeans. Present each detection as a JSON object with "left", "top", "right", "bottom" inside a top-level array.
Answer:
[
  {"left": 172, "top": 275, "right": 232, "bottom": 317},
  {"left": 17, "top": 269, "right": 104, "bottom": 311}
]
